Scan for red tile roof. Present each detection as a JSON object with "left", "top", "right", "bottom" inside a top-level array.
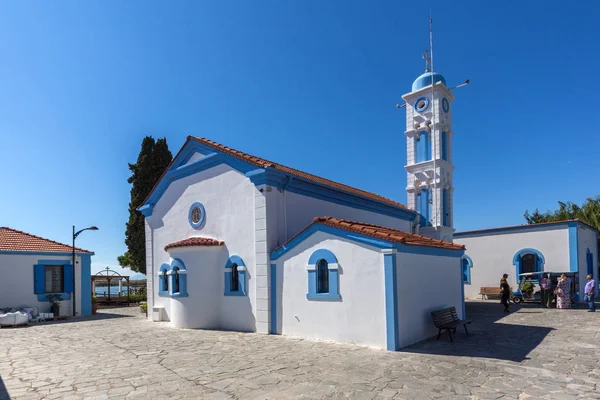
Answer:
[
  {"left": 164, "top": 237, "right": 225, "bottom": 251},
  {"left": 276, "top": 217, "right": 465, "bottom": 252},
  {"left": 142, "top": 136, "right": 410, "bottom": 212},
  {"left": 0, "top": 227, "right": 92, "bottom": 254}
]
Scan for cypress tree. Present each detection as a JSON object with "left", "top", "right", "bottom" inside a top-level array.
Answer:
[{"left": 119, "top": 136, "right": 173, "bottom": 273}]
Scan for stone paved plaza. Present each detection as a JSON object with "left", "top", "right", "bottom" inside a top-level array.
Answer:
[{"left": 1, "top": 301, "right": 599, "bottom": 400}]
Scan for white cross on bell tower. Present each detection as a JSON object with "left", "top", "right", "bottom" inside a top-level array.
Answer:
[{"left": 402, "top": 56, "right": 456, "bottom": 242}]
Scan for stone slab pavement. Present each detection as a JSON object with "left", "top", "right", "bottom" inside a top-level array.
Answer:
[{"left": 1, "top": 301, "right": 599, "bottom": 399}]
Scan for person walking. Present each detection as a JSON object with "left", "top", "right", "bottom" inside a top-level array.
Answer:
[
  {"left": 584, "top": 274, "right": 597, "bottom": 312},
  {"left": 555, "top": 274, "right": 572, "bottom": 309},
  {"left": 540, "top": 273, "right": 553, "bottom": 308},
  {"left": 500, "top": 278, "right": 511, "bottom": 313}
]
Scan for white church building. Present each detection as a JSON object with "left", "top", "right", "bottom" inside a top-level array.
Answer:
[{"left": 138, "top": 63, "right": 597, "bottom": 350}]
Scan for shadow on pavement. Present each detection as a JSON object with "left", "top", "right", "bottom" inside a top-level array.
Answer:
[
  {"left": 0, "top": 375, "right": 10, "bottom": 400},
  {"left": 401, "top": 301, "right": 554, "bottom": 362}
]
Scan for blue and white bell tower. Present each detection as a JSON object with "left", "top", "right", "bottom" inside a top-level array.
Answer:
[{"left": 403, "top": 61, "right": 456, "bottom": 242}]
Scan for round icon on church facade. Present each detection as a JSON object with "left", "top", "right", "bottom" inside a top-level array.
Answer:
[
  {"left": 414, "top": 97, "right": 429, "bottom": 112},
  {"left": 188, "top": 202, "right": 206, "bottom": 229},
  {"left": 442, "top": 98, "right": 449, "bottom": 113}
]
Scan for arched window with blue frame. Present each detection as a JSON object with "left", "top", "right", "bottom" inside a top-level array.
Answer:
[
  {"left": 587, "top": 248, "right": 594, "bottom": 276},
  {"left": 417, "top": 188, "right": 430, "bottom": 226},
  {"left": 415, "top": 131, "right": 431, "bottom": 163},
  {"left": 225, "top": 256, "right": 247, "bottom": 296},
  {"left": 461, "top": 255, "right": 473, "bottom": 285},
  {"left": 307, "top": 249, "right": 340, "bottom": 300},
  {"left": 169, "top": 259, "right": 188, "bottom": 297},
  {"left": 158, "top": 263, "right": 171, "bottom": 296},
  {"left": 513, "top": 248, "right": 545, "bottom": 278},
  {"left": 317, "top": 259, "right": 329, "bottom": 293}
]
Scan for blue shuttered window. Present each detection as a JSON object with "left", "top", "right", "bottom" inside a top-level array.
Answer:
[
  {"left": 415, "top": 132, "right": 431, "bottom": 163},
  {"left": 417, "top": 189, "right": 430, "bottom": 226},
  {"left": 442, "top": 189, "right": 449, "bottom": 226},
  {"left": 33, "top": 265, "right": 45, "bottom": 294},
  {"left": 225, "top": 256, "right": 247, "bottom": 296}
]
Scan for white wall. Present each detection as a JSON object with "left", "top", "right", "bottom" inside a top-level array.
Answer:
[
  {"left": 395, "top": 252, "right": 463, "bottom": 348},
  {"left": 577, "top": 225, "right": 598, "bottom": 294},
  {"left": 167, "top": 247, "right": 226, "bottom": 329},
  {"left": 0, "top": 253, "right": 83, "bottom": 315},
  {"left": 275, "top": 231, "right": 387, "bottom": 349},
  {"left": 455, "top": 227, "right": 570, "bottom": 299},
  {"left": 146, "top": 163, "right": 258, "bottom": 330},
  {"left": 274, "top": 191, "right": 412, "bottom": 246}
]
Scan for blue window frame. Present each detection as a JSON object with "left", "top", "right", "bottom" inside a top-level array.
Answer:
[
  {"left": 307, "top": 249, "right": 340, "bottom": 300},
  {"left": 513, "top": 248, "right": 545, "bottom": 278},
  {"left": 33, "top": 260, "right": 73, "bottom": 302},
  {"left": 587, "top": 249, "right": 594, "bottom": 276},
  {"left": 441, "top": 131, "right": 448, "bottom": 161},
  {"left": 415, "top": 131, "right": 431, "bottom": 163},
  {"left": 188, "top": 202, "right": 206, "bottom": 229},
  {"left": 225, "top": 256, "right": 247, "bottom": 296},
  {"left": 169, "top": 259, "right": 188, "bottom": 297},
  {"left": 442, "top": 189, "right": 449, "bottom": 226},
  {"left": 461, "top": 255, "right": 473, "bottom": 285},
  {"left": 417, "top": 188, "right": 430, "bottom": 226},
  {"left": 158, "top": 263, "right": 171, "bottom": 296}
]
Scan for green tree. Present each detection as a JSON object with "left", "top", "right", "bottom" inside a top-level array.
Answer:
[
  {"left": 119, "top": 137, "right": 172, "bottom": 273},
  {"left": 524, "top": 196, "right": 600, "bottom": 273}
]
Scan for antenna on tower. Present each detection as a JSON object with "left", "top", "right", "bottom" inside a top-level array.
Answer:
[{"left": 429, "top": 10, "right": 439, "bottom": 232}]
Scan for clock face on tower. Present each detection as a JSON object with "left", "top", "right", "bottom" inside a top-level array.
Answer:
[
  {"left": 442, "top": 98, "right": 449, "bottom": 113},
  {"left": 414, "top": 97, "right": 429, "bottom": 112}
]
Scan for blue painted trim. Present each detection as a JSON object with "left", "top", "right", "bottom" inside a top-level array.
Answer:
[
  {"left": 442, "top": 98, "right": 449, "bottom": 113},
  {"left": 414, "top": 96, "right": 429, "bottom": 112},
  {"left": 415, "top": 131, "right": 431, "bottom": 163},
  {"left": 513, "top": 248, "right": 545, "bottom": 278},
  {"left": 395, "top": 242, "right": 464, "bottom": 258},
  {"left": 460, "top": 258, "right": 466, "bottom": 319},
  {"left": 412, "top": 71, "right": 446, "bottom": 91},
  {"left": 308, "top": 249, "right": 338, "bottom": 265},
  {"left": 455, "top": 220, "right": 598, "bottom": 238},
  {"left": 158, "top": 263, "right": 170, "bottom": 297},
  {"left": 441, "top": 131, "right": 448, "bottom": 161},
  {"left": 137, "top": 140, "right": 417, "bottom": 221},
  {"left": 306, "top": 250, "right": 341, "bottom": 300},
  {"left": 586, "top": 248, "right": 593, "bottom": 276},
  {"left": 63, "top": 264, "right": 74, "bottom": 295},
  {"left": 568, "top": 223, "right": 579, "bottom": 273},
  {"left": 80, "top": 254, "right": 92, "bottom": 316},
  {"left": 0, "top": 251, "right": 94, "bottom": 256},
  {"left": 270, "top": 263, "right": 277, "bottom": 334},
  {"left": 461, "top": 254, "right": 473, "bottom": 285},
  {"left": 224, "top": 255, "right": 247, "bottom": 296},
  {"left": 36, "top": 259, "right": 75, "bottom": 265},
  {"left": 383, "top": 252, "right": 399, "bottom": 351},
  {"left": 442, "top": 188, "right": 448, "bottom": 226},
  {"left": 33, "top": 265, "right": 45, "bottom": 294},
  {"left": 37, "top": 293, "right": 71, "bottom": 302},
  {"left": 188, "top": 202, "right": 206, "bottom": 229},
  {"left": 170, "top": 258, "right": 188, "bottom": 297}
]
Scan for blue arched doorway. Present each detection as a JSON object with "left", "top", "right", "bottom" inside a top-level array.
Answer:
[{"left": 513, "top": 248, "right": 545, "bottom": 278}]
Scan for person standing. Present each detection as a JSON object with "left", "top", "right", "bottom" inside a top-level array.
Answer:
[
  {"left": 555, "top": 274, "right": 572, "bottom": 309},
  {"left": 500, "top": 278, "right": 511, "bottom": 313},
  {"left": 584, "top": 274, "right": 597, "bottom": 312},
  {"left": 540, "top": 274, "right": 553, "bottom": 308}
]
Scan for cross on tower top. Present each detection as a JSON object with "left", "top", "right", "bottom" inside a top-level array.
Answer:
[{"left": 422, "top": 49, "right": 431, "bottom": 72}]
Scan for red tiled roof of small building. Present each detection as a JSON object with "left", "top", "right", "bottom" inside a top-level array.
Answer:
[
  {"left": 164, "top": 237, "right": 225, "bottom": 251},
  {"left": 275, "top": 217, "right": 465, "bottom": 252},
  {"left": 142, "top": 136, "right": 410, "bottom": 212},
  {"left": 0, "top": 227, "right": 92, "bottom": 253}
]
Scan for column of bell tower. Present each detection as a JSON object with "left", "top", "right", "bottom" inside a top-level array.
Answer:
[{"left": 403, "top": 70, "right": 456, "bottom": 242}]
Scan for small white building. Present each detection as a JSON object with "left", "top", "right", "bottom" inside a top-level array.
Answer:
[
  {"left": 0, "top": 227, "right": 94, "bottom": 316},
  {"left": 455, "top": 221, "right": 598, "bottom": 301}
]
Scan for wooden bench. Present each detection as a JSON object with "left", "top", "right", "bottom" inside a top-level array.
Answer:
[
  {"left": 431, "top": 307, "right": 472, "bottom": 342},
  {"left": 479, "top": 286, "right": 501, "bottom": 300}
]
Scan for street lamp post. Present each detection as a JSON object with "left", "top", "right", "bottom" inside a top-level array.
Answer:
[{"left": 72, "top": 225, "right": 98, "bottom": 316}]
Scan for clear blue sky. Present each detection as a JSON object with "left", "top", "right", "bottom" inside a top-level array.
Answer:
[{"left": 1, "top": 1, "right": 599, "bottom": 275}]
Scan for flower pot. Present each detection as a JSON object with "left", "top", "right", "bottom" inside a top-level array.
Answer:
[
  {"left": 92, "top": 303, "right": 98, "bottom": 315},
  {"left": 50, "top": 304, "right": 60, "bottom": 317}
]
